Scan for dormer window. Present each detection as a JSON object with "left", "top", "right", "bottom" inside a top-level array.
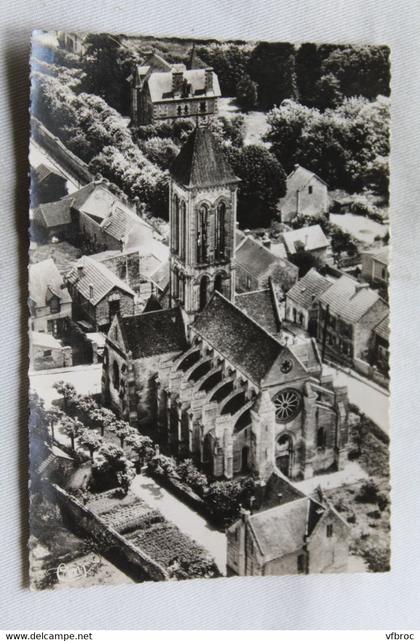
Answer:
[{"left": 49, "top": 296, "right": 60, "bottom": 314}]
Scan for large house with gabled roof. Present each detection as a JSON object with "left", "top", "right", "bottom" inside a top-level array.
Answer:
[{"left": 102, "top": 126, "right": 350, "bottom": 482}]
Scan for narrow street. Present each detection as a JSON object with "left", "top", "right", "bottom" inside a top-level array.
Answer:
[
  {"left": 131, "top": 474, "right": 227, "bottom": 576},
  {"left": 324, "top": 364, "right": 389, "bottom": 435}
]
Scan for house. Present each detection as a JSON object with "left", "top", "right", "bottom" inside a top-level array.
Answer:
[
  {"left": 30, "top": 164, "right": 67, "bottom": 208},
  {"left": 285, "top": 268, "right": 332, "bottom": 336},
  {"left": 369, "top": 315, "right": 390, "bottom": 376},
  {"left": 317, "top": 275, "right": 389, "bottom": 364},
  {"left": 361, "top": 246, "right": 389, "bottom": 287},
  {"left": 65, "top": 256, "right": 136, "bottom": 331},
  {"left": 278, "top": 164, "right": 329, "bottom": 223},
  {"left": 281, "top": 224, "right": 330, "bottom": 264},
  {"left": 102, "top": 127, "right": 350, "bottom": 482},
  {"left": 235, "top": 233, "right": 298, "bottom": 294},
  {"left": 30, "top": 331, "right": 72, "bottom": 371},
  {"left": 227, "top": 476, "right": 349, "bottom": 576},
  {"left": 29, "top": 258, "right": 72, "bottom": 335},
  {"left": 128, "top": 51, "right": 220, "bottom": 126}
]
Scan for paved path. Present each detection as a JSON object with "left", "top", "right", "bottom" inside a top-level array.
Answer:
[
  {"left": 30, "top": 363, "right": 102, "bottom": 408},
  {"left": 131, "top": 474, "right": 227, "bottom": 575},
  {"left": 294, "top": 462, "right": 368, "bottom": 494},
  {"left": 324, "top": 364, "right": 389, "bottom": 434}
]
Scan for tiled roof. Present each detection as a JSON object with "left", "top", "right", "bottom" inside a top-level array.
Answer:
[
  {"left": 142, "top": 294, "right": 162, "bottom": 313},
  {"left": 279, "top": 164, "right": 327, "bottom": 210},
  {"left": 282, "top": 224, "right": 329, "bottom": 254},
  {"left": 192, "top": 292, "right": 284, "bottom": 385},
  {"left": 171, "top": 127, "right": 239, "bottom": 188},
  {"left": 235, "top": 236, "right": 282, "bottom": 278},
  {"left": 100, "top": 204, "right": 150, "bottom": 244},
  {"left": 286, "top": 268, "right": 332, "bottom": 309},
  {"left": 252, "top": 472, "right": 305, "bottom": 513},
  {"left": 364, "top": 246, "right": 389, "bottom": 265},
  {"left": 148, "top": 69, "right": 221, "bottom": 103},
  {"left": 120, "top": 307, "right": 187, "bottom": 358},
  {"left": 150, "top": 260, "right": 169, "bottom": 291},
  {"left": 248, "top": 497, "right": 324, "bottom": 560},
  {"left": 235, "top": 289, "right": 280, "bottom": 336},
  {"left": 374, "top": 315, "right": 390, "bottom": 341},
  {"left": 66, "top": 256, "right": 135, "bottom": 306},
  {"left": 32, "top": 163, "right": 64, "bottom": 184},
  {"left": 33, "top": 200, "right": 73, "bottom": 228},
  {"left": 29, "top": 258, "right": 72, "bottom": 306},
  {"left": 318, "top": 275, "right": 385, "bottom": 323},
  {"left": 31, "top": 330, "right": 63, "bottom": 349}
]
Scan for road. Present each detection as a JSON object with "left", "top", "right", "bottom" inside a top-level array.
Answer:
[
  {"left": 324, "top": 364, "right": 389, "bottom": 434},
  {"left": 30, "top": 363, "right": 102, "bottom": 407},
  {"left": 131, "top": 474, "right": 227, "bottom": 575}
]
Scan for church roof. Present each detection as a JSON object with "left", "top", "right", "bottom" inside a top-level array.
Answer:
[
  {"left": 286, "top": 268, "right": 332, "bottom": 310},
  {"left": 192, "top": 292, "right": 284, "bottom": 385},
  {"left": 235, "top": 289, "right": 280, "bottom": 336},
  {"left": 170, "top": 127, "right": 240, "bottom": 189},
  {"left": 119, "top": 307, "right": 187, "bottom": 358}
]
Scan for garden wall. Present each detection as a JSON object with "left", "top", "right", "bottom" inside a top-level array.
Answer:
[{"left": 52, "top": 483, "right": 169, "bottom": 581}]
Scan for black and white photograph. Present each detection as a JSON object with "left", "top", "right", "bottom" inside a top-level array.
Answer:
[{"left": 28, "top": 30, "right": 391, "bottom": 590}]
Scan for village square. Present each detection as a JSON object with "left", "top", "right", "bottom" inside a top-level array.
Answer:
[{"left": 28, "top": 31, "right": 390, "bottom": 588}]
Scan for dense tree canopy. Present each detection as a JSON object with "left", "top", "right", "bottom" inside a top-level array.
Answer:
[
  {"left": 196, "top": 43, "right": 251, "bottom": 96},
  {"left": 230, "top": 145, "right": 286, "bottom": 228},
  {"left": 248, "top": 42, "right": 298, "bottom": 108}
]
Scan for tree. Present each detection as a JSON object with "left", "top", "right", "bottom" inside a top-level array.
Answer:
[
  {"left": 107, "top": 419, "right": 136, "bottom": 448},
  {"left": 72, "top": 394, "right": 98, "bottom": 424},
  {"left": 78, "top": 428, "right": 103, "bottom": 459},
  {"left": 330, "top": 227, "right": 358, "bottom": 260},
  {"left": 61, "top": 416, "right": 83, "bottom": 450},
  {"left": 89, "top": 407, "right": 115, "bottom": 437},
  {"left": 289, "top": 247, "right": 324, "bottom": 278},
  {"left": 29, "top": 391, "right": 49, "bottom": 442},
  {"left": 235, "top": 74, "right": 258, "bottom": 112},
  {"left": 231, "top": 145, "right": 286, "bottom": 227},
  {"left": 92, "top": 443, "right": 135, "bottom": 494},
  {"left": 125, "top": 433, "right": 154, "bottom": 466},
  {"left": 45, "top": 407, "right": 63, "bottom": 443},
  {"left": 175, "top": 459, "right": 208, "bottom": 496},
  {"left": 139, "top": 137, "right": 180, "bottom": 170},
  {"left": 196, "top": 43, "right": 251, "bottom": 96},
  {"left": 316, "top": 73, "right": 343, "bottom": 110},
  {"left": 81, "top": 34, "right": 137, "bottom": 114},
  {"left": 205, "top": 480, "right": 243, "bottom": 525},
  {"left": 248, "top": 42, "right": 298, "bottom": 108},
  {"left": 53, "top": 381, "right": 77, "bottom": 414}
]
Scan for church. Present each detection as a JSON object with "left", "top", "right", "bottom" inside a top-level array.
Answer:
[{"left": 102, "top": 126, "right": 350, "bottom": 481}]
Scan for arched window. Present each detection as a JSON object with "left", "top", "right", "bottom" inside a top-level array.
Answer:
[
  {"left": 180, "top": 200, "right": 186, "bottom": 260},
  {"left": 199, "top": 275, "right": 209, "bottom": 311},
  {"left": 317, "top": 427, "right": 326, "bottom": 449},
  {"left": 215, "top": 201, "right": 226, "bottom": 259},
  {"left": 184, "top": 105, "right": 189, "bottom": 115},
  {"left": 214, "top": 272, "right": 223, "bottom": 294},
  {"left": 172, "top": 195, "right": 179, "bottom": 254},
  {"left": 197, "top": 204, "right": 208, "bottom": 263},
  {"left": 177, "top": 105, "right": 182, "bottom": 116},
  {"left": 112, "top": 361, "right": 120, "bottom": 390}
]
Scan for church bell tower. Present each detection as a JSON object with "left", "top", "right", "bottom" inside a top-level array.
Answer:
[{"left": 168, "top": 126, "right": 240, "bottom": 319}]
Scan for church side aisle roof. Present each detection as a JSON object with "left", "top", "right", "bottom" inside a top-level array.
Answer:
[
  {"left": 191, "top": 292, "right": 283, "bottom": 385},
  {"left": 120, "top": 307, "right": 187, "bottom": 358},
  {"left": 170, "top": 127, "right": 240, "bottom": 188}
]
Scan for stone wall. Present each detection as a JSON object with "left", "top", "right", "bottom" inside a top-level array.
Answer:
[{"left": 52, "top": 483, "right": 169, "bottom": 581}]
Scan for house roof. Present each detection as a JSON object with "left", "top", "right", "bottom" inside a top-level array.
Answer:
[
  {"left": 29, "top": 258, "right": 71, "bottom": 307},
  {"left": 318, "top": 275, "right": 386, "bottom": 323},
  {"left": 364, "top": 246, "right": 389, "bottom": 265},
  {"left": 286, "top": 268, "right": 332, "bottom": 310},
  {"left": 142, "top": 294, "right": 163, "bottom": 313},
  {"left": 252, "top": 472, "right": 305, "bottom": 513},
  {"left": 99, "top": 204, "right": 151, "bottom": 245},
  {"left": 147, "top": 68, "right": 221, "bottom": 103},
  {"left": 235, "top": 236, "right": 283, "bottom": 278},
  {"left": 66, "top": 256, "right": 135, "bottom": 306},
  {"left": 119, "top": 307, "right": 187, "bottom": 358},
  {"left": 192, "top": 292, "right": 285, "bottom": 385},
  {"left": 235, "top": 289, "right": 280, "bottom": 336},
  {"left": 32, "top": 163, "right": 65, "bottom": 184},
  {"left": 33, "top": 200, "right": 73, "bottom": 228},
  {"left": 149, "top": 260, "right": 169, "bottom": 291},
  {"left": 248, "top": 497, "right": 325, "bottom": 561},
  {"left": 374, "top": 315, "right": 390, "bottom": 341},
  {"left": 282, "top": 225, "right": 329, "bottom": 254},
  {"left": 31, "top": 330, "right": 63, "bottom": 349},
  {"left": 170, "top": 127, "right": 239, "bottom": 188}
]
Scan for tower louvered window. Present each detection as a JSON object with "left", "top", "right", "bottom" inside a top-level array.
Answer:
[
  {"left": 215, "top": 201, "right": 226, "bottom": 259},
  {"left": 197, "top": 205, "right": 208, "bottom": 264}
]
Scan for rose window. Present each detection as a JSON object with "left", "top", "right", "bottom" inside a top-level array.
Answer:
[{"left": 273, "top": 388, "right": 302, "bottom": 423}]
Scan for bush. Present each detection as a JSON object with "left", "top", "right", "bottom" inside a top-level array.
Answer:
[
  {"left": 347, "top": 513, "right": 356, "bottom": 524},
  {"left": 363, "top": 546, "right": 390, "bottom": 572},
  {"left": 175, "top": 459, "right": 208, "bottom": 497},
  {"left": 147, "top": 454, "right": 176, "bottom": 479},
  {"left": 367, "top": 510, "right": 381, "bottom": 520},
  {"left": 377, "top": 491, "right": 389, "bottom": 512},
  {"left": 356, "top": 479, "right": 380, "bottom": 503}
]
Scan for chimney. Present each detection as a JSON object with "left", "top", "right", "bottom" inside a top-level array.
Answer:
[
  {"left": 77, "top": 265, "right": 84, "bottom": 278},
  {"left": 89, "top": 283, "right": 94, "bottom": 299},
  {"left": 172, "top": 67, "right": 184, "bottom": 95},
  {"left": 352, "top": 282, "right": 369, "bottom": 298},
  {"left": 204, "top": 67, "right": 213, "bottom": 93},
  {"left": 262, "top": 234, "right": 271, "bottom": 250}
]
